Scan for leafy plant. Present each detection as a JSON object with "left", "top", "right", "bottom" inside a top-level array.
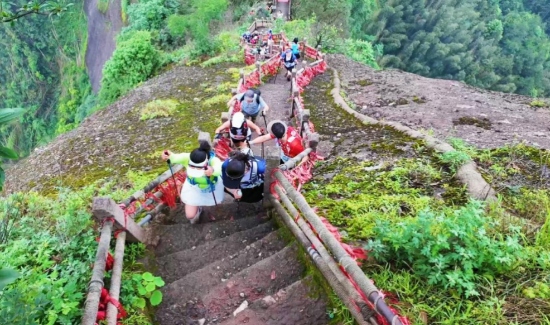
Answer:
[
  {"left": 140, "top": 99, "right": 180, "bottom": 120},
  {"left": 366, "top": 200, "right": 526, "bottom": 297},
  {"left": 99, "top": 31, "right": 160, "bottom": 104},
  {"left": 439, "top": 150, "right": 471, "bottom": 173},
  {"left": 0, "top": 108, "right": 24, "bottom": 190},
  {"left": 132, "top": 272, "right": 165, "bottom": 308},
  {"left": 530, "top": 99, "right": 548, "bottom": 107},
  {"left": 0, "top": 268, "right": 20, "bottom": 290}
]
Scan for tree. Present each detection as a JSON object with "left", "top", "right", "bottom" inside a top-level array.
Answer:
[
  {"left": 0, "top": 108, "right": 24, "bottom": 191},
  {"left": 99, "top": 31, "right": 160, "bottom": 103},
  {"left": 0, "top": 0, "right": 72, "bottom": 23}
]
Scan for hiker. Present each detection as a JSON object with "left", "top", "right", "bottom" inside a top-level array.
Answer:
[
  {"left": 267, "top": 1, "right": 274, "bottom": 14},
  {"left": 281, "top": 48, "right": 297, "bottom": 81},
  {"left": 222, "top": 151, "right": 266, "bottom": 203},
  {"left": 227, "top": 89, "right": 270, "bottom": 123},
  {"left": 242, "top": 31, "right": 252, "bottom": 44},
  {"left": 161, "top": 141, "right": 224, "bottom": 224},
  {"left": 291, "top": 37, "right": 301, "bottom": 61},
  {"left": 214, "top": 111, "right": 263, "bottom": 156},
  {"left": 249, "top": 120, "right": 309, "bottom": 165}
]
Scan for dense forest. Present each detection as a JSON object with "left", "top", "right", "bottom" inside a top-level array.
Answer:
[
  {"left": 293, "top": 0, "right": 550, "bottom": 97},
  {"left": 0, "top": 0, "right": 90, "bottom": 156}
]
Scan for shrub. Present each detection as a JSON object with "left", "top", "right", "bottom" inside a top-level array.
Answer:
[
  {"left": 140, "top": 99, "right": 179, "bottom": 120},
  {"left": 125, "top": 0, "right": 178, "bottom": 32},
  {"left": 366, "top": 200, "right": 526, "bottom": 297},
  {"left": 439, "top": 150, "right": 471, "bottom": 173},
  {"left": 99, "top": 31, "right": 160, "bottom": 104},
  {"left": 167, "top": 14, "right": 187, "bottom": 37}
]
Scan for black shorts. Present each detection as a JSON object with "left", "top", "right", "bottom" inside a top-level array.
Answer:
[
  {"left": 294, "top": 52, "right": 301, "bottom": 60},
  {"left": 231, "top": 135, "right": 251, "bottom": 145},
  {"left": 225, "top": 184, "right": 264, "bottom": 203},
  {"left": 284, "top": 65, "right": 295, "bottom": 72}
]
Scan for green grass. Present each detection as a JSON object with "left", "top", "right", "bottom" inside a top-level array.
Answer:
[
  {"left": 140, "top": 99, "right": 180, "bottom": 120},
  {"left": 303, "top": 138, "right": 550, "bottom": 324},
  {"left": 97, "top": 0, "right": 110, "bottom": 13}
]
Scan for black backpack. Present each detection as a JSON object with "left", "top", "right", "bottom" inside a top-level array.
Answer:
[
  {"left": 229, "top": 118, "right": 249, "bottom": 140},
  {"left": 240, "top": 88, "right": 261, "bottom": 105}
]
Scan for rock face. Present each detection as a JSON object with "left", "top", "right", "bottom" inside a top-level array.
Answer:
[
  {"left": 84, "top": 0, "right": 124, "bottom": 93},
  {"left": 3, "top": 65, "right": 235, "bottom": 194},
  {"left": 327, "top": 54, "right": 550, "bottom": 149}
]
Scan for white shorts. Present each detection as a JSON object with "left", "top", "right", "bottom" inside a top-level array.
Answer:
[{"left": 180, "top": 178, "right": 225, "bottom": 206}]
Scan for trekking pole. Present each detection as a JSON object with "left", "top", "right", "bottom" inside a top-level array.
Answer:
[
  {"left": 165, "top": 151, "right": 179, "bottom": 200},
  {"left": 205, "top": 166, "right": 218, "bottom": 206}
]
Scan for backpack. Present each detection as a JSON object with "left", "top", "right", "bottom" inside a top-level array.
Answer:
[
  {"left": 229, "top": 118, "right": 249, "bottom": 141},
  {"left": 187, "top": 152, "right": 219, "bottom": 187},
  {"left": 241, "top": 156, "right": 266, "bottom": 189},
  {"left": 239, "top": 88, "right": 262, "bottom": 105}
]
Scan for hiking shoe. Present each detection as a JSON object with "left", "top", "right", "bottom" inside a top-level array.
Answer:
[{"left": 189, "top": 207, "right": 202, "bottom": 224}]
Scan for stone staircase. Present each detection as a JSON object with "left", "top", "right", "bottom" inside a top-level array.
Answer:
[
  {"left": 146, "top": 63, "right": 329, "bottom": 325},
  {"left": 149, "top": 197, "right": 329, "bottom": 325}
]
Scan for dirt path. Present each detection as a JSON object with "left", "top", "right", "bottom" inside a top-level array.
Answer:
[
  {"left": 84, "top": 0, "right": 123, "bottom": 93},
  {"left": 327, "top": 54, "right": 550, "bottom": 149}
]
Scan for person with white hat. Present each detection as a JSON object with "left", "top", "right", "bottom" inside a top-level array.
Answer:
[
  {"left": 249, "top": 120, "right": 309, "bottom": 165},
  {"left": 161, "top": 141, "right": 224, "bottom": 224},
  {"left": 214, "top": 111, "right": 263, "bottom": 156}
]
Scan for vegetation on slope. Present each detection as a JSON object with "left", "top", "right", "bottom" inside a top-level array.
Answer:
[
  {"left": 0, "top": 0, "right": 90, "bottom": 156},
  {"left": 304, "top": 139, "right": 550, "bottom": 323}
]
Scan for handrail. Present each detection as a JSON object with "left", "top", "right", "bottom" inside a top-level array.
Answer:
[
  {"left": 272, "top": 171, "right": 404, "bottom": 325},
  {"left": 82, "top": 220, "right": 113, "bottom": 325}
]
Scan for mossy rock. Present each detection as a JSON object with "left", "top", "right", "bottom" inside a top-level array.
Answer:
[
  {"left": 396, "top": 98, "right": 409, "bottom": 105},
  {"left": 452, "top": 116, "right": 492, "bottom": 130},
  {"left": 529, "top": 99, "right": 548, "bottom": 108},
  {"left": 412, "top": 96, "right": 427, "bottom": 104}
]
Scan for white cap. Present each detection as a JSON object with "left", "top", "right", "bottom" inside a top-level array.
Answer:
[{"left": 231, "top": 112, "right": 246, "bottom": 128}]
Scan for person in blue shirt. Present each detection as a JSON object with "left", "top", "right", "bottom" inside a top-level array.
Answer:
[
  {"left": 291, "top": 37, "right": 301, "bottom": 61},
  {"left": 227, "top": 89, "right": 270, "bottom": 123}
]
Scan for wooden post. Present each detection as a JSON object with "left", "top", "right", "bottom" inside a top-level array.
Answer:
[
  {"left": 81, "top": 220, "right": 113, "bottom": 325},
  {"left": 221, "top": 112, "right": 229, "bottom": 124},
  {"left": 256, "top": 62, "right": 262, "bottom": 84},
  {"left": 263, "top": 146, "right": 280, "bottom": 209},
  {"left": 92, "top": 198, "right": 145, "bottom": 243},
  {"left": 198, "top": 131, "right": 211, "bottom": 146},
  {"left": 106, "top": 231, "right": 126, "bottom": 325}
]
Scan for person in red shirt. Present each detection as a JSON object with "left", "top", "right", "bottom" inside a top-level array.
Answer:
[{"left": 249, "top": 120, "right": 309, "bottom": 165}]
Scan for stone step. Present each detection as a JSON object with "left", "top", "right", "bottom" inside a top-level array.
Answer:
[
  {"left": 165, "top": 199, "right": 265, "bottom": 225},
  {"left": 218, "top": 277, "right": 330, "bottom": 325},
  {"left": 155, "top": 231, "right": 287, "bottom": 324},
  {"left": 156, "top": 221, "right": 277, "bottom": 284},
  {"left": 157, "top": 244, "right": 304, "bottom": 325},
  {"left": 200, "top": 244, "right": 303, "bottom": 323},
  {"left": 153, "top": 214, "right": 271, "bottom": 257}
]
